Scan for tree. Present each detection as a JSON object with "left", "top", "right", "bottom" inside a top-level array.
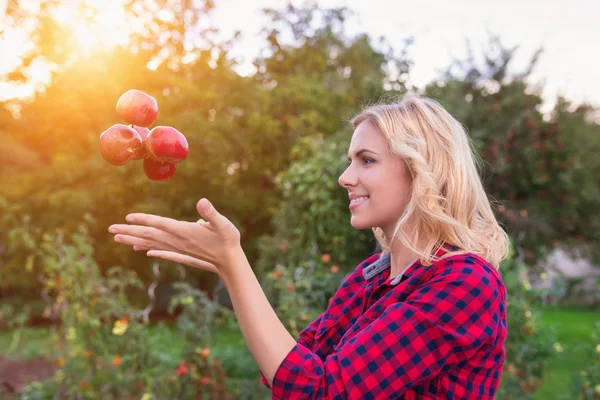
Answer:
[{"left": 424, "top": 36, "right": 600, "bottom": 266}]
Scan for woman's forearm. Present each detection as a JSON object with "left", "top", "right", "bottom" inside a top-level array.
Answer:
[{"left": 220, "top": 246, "right": 297, "bottom": 386}]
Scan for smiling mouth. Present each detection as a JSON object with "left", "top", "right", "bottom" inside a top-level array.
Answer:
[
  {"left": 350, "top": 196, "right": 369, "bottom": 204},
  {"left": 349, "top": 196, "right": 369, "bottom": 210}
]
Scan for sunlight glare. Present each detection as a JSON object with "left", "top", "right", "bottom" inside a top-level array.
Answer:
[
  {"left": 52, "top": 0, "right": 132, "bottom": 56},
  {"left": 0, "top": 0, "right": 7, "bottom": 28}
]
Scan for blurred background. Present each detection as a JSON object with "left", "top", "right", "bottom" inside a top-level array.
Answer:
[{"left": 0, "top": 0, "right": 598, "bottom": 398}]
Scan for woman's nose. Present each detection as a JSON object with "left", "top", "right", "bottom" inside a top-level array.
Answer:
[{"left": 338, "top": 167, "right": 355, "bottom": 188}]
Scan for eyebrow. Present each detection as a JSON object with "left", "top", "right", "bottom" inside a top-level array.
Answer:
[{"left": 347, "top": 148, "right": 378, "bottom": 161}]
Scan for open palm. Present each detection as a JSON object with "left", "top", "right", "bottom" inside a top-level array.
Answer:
[{"left": 108, "top": 198, "right": 241, "bottom": 276}]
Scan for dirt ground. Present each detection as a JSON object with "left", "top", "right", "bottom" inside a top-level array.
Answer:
[{"left": 0, "top": 355, "right": 55, "bottom": 395}]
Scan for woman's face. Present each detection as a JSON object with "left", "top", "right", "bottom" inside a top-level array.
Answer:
[{"left": 338, "top": 121, "right": 412, "bottom": 236}]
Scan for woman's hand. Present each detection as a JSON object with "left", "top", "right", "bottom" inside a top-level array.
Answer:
[
  {"left": 108, "top": 198, "right": 242, "bottom": 275},
  {"left": 140, "top": 249, "right": 219, "bottom": 274}
]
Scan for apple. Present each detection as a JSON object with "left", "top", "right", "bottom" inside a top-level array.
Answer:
[
  {"left": 143, "top": 157, "right": 177, "bottom": 181},
  {"left": 131, "top": 125, "right": 150, "bottom": 160},
  {"left": 132, "top": 125, "right": 150, "bottom": 141},
  {"left": 116, "top": 89, "right": 159, "bottom": 127},
  {"left": 145, "top": 126, "right": 189, "bottom": 163},
  {"left": 99, "top": 124, "right": 144, "bottom": 166}
]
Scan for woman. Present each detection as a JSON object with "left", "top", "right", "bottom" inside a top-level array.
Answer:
[{"left": 109, "top": 94, "right": 509, "bottom": 399}]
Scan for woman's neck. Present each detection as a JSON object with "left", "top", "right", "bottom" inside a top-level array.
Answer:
[
  {"left": 388, "top": 238, "right": 422, "bottom": 280},
  {"left": 384, "top": 220, "right": 423, "bottom": 279}
]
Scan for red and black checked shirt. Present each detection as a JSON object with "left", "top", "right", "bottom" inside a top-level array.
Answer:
[{"left": 260, "top": 248, "right": 507, "bottom": 399}]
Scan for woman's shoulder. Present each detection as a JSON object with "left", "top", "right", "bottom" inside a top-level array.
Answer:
[
  {"left": 430, "top": 251, "right": 506, "bottom": 292},
  {"left": 435, "top": 251, "right": 494, "bottom": 268}
]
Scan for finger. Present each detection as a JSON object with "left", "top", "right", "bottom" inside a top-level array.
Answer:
[
  {"left": 110, "top": 225, "right": 178, "bottom": 249},
  {"left": 114, "top": 234, "right": 178, "bottom": 253},
  {"left": 146, "top": 250, "right": 219, "bottom": 274},
  {"left": 133, "top": 245, "right": 159, "bottom": 252},
  {"left": 123, "top": 213, "right": 183, "bottom": 236},
  {"left": 196, "top": 198, "right": 225, "bottom": 227},
  {"left": 110, "top": 224, "right": 168, "bottom": 239}
]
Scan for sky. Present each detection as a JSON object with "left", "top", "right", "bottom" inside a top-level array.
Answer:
[
  {"left": 210, "top": 0, "right": 600, "bottom": 112},
  {"left": 0, "top": 0, "right": 599, "bottom": 112}
]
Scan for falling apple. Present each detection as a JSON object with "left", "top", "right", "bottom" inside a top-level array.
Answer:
[
  {"left": 99, "top": 124, "right": 144, "bottom": 166},
  {"left": 145, "top": 126, "right": 189, "bottom": 163},
  {"left": 132, "top": 125, "right": 150, "bottom": 141},
  {"left": 100, "top": 90, "right": 189, "bottom": 181},
  {"left": 116, "top": 89, "right": 159, "bottom": 127},
  {"left": 143, "top": 157, "right": 177, "bottom": 181},
  {"left": 131, "top": 125, "right": 151, "bottom": 160}
]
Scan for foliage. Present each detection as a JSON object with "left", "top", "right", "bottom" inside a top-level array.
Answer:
[
  {"left": 424, "top": 36, "right": 600, "bottom": 266},
  {"left": 0, "top": 1, "right": 409, "bottom": 296},
  {"left": 8, "top": 219, "right": 271, "bottom": 399},
  {"left": 261, "top": 252, "right": 347, "bottom": 338},
  {"left": 496, "top": 250, "right": 558, "bottom": 399},
  {"left": 1, "top": 0, "right": 217, "bottom": 85},
  {"left": 568, "top": 322, "right": 600, "bottom": 399},
  {"left": 255, "top": 129, "right": 378, "bottom": 279},
  {"left": 2, "top": 2, "right": 596, "bottom": 293}
]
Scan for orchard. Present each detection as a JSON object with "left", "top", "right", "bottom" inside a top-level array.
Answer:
[{"left": 0, "top": 1, "right": 598, "bottom": 399}]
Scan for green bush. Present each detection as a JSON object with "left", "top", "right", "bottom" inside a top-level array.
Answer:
[{"left": 255, "top": 129, "right": 376, "bottom": 280}]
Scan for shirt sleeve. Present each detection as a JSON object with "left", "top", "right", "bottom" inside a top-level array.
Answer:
[
  {"left": 260, "top": 255, "right": 379, "bottom": 390},
  {"left": 260, "top": 310, "right": 326, "bottom": 389},
  {"left": 268, "top": 256, "right": 505, "bottom": 399}
]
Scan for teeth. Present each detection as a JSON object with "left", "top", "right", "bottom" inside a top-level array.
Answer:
[{"left": 350, "top": 196, "right": 369, "bottom": 204}]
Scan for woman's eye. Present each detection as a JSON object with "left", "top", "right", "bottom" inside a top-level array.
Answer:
[
  {"left": 347, "top": 157, "right": 375, "bottom": 166},
  {"left": 362, "top": 157, "right": 374, "bottom": 164}
]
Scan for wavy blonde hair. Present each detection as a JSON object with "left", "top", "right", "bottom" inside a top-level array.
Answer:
[{"left": 351, "top": 94, "right": 510, "bottom": 269}]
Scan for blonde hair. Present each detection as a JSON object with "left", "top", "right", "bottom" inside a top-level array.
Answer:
[{"left": 351, "top": 94, "right": 510, "bottom": 269}]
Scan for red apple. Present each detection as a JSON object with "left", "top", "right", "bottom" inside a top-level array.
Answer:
[
  {"left": 131, "top": 125, "right": 150, "bottom": 160},
  {"left": 116, "top": 89, "right": 159, "bottom": 127},
  {"left": 132, "top": 125, "right": 150, "bottom": 141},
  {"left": 143, "top": 157, "right": 177, "bottom": 181},
  {"left": 145, "top": 126, "right": 189, "bottom": 163},
  {"left": 99, "top": 124, "right": 144, "bottom": 166}
]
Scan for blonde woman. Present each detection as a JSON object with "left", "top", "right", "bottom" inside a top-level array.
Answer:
[{"left": 109, "top": 94, "right": 509, "bottom": 399}]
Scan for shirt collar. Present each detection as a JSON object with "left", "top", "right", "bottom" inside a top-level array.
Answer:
[
  {"left": 362, "top": 252, "right": 413, "bottom": 286},
  {"left": 362, "top": 245, "right": 459, "bottom": 285},
  {"left": 362, "top": 252, "right": 390, "bottom": 281}
]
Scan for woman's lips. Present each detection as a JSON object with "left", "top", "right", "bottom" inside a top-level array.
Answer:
[{"left": 349, "top": 197, "right": 368, "bottom": 211}]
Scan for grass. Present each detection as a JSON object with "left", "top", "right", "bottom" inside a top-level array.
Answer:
[
  {"left": 0, "top": 326, "right": 55, "bottom": 360},
  {"left": 533, "top": 305, "right": 599, "bottom": 399}
]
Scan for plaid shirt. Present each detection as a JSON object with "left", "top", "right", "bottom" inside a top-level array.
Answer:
[{"left": 260, "top": 248, "right": 507, "bottom": 399}]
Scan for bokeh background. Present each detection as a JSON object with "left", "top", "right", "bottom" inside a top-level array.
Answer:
[{"left": 0, "top": 0, "right": 599, "bottom": 398}]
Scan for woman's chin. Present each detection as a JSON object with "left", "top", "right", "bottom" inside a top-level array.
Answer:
[{"left": 350, "top": 217, "right": 372, "bottom": 230}]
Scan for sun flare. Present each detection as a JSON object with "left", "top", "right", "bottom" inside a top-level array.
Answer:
[{"left": 53, "top": 0, "right": 133, "bottom": 55}]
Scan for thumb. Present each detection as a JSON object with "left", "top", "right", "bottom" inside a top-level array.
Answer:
[{"left": 196, "top": 198, "right": 223, "bottom": 226}]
